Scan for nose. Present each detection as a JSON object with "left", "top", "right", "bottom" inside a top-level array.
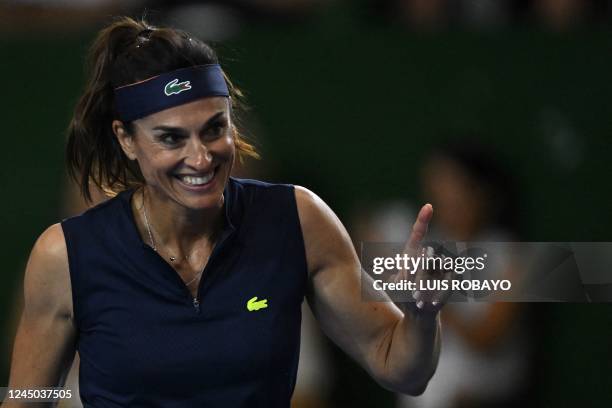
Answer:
[{"left": 183, "top": 136, "right": 213, "bottom": 170}]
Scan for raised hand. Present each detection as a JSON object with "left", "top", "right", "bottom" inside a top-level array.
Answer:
[{"left": 398, "top": 204, "right": 453, "bottom": 315}]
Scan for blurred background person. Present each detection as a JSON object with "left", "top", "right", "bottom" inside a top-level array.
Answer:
[
  {"left": 348, "top": 140, "right": 534, "bottom": 408},
  {"left": 399, "top": 140, "right": 533, "bottom": 408}
]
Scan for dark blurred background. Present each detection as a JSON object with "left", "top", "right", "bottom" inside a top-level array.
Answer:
[{"left": 1, "top": 0, "right": 612, "bottom": 407}]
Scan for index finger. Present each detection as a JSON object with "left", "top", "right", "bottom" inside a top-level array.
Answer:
[{"left": 406, "top": 203, "right": 433, "bottom": 250}]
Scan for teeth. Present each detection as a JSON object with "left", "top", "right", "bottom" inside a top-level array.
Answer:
[{"left": 180, "top": 172, "right": 214, "bottom": 186}]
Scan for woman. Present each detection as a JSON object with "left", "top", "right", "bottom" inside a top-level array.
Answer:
[{"left": 4, "top": 17, "right": 443, "bottom": 407}]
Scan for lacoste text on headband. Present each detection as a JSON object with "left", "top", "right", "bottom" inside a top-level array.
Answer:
[{"left": 113, "top": 64, "right": 230, "bottom": 122}]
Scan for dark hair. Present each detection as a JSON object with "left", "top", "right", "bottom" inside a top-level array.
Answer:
[
  {"left": 66, "top": 16, "right": 258, "bottom": 203},
  {"left": 430, "top": 140, "right": 520, "bottom": 235}
]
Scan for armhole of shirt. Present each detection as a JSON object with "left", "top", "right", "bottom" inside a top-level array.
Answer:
[
  {"left": 287, "top": 185, "right": 309, "bottom": 285},
  {"left": 60, "top": 220, "right": 81, "bottom": 335}
]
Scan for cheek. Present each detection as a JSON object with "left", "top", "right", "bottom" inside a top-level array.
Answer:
[
  {"left": 214, "top": 134, "right": 236, "bottom": 160},
  {"left": 136, "top": 150, "right": 177, "bottom": 178}
]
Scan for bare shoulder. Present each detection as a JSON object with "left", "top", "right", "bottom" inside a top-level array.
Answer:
[
  {"left": 294, "top": 184, "right": 321, "bottom": 204},
  {"left": 31, "top": 223, "right": 68, "bottom": 261},
  {"left": 294, "top": 185, "right": 341, "bottom": 225},
  {"left": 23, "top": 223, "right": 72, "bottom": 317},
  {"left": 294, "top": 185, "right": 357, "bottom": 276}
]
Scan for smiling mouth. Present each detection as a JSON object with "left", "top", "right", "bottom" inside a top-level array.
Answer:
[{"left": 175, "top": 167, "right": 217, "bottom": 186}]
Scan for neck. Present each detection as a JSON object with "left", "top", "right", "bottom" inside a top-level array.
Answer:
[{"left": 134, "top": 186, "right": 225, "bottom": 253}]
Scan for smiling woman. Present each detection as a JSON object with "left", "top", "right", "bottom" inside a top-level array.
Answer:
[
  {"left": 113, "top": 98, "right": 235, "bottom": 216},
  {"left": 3, "top": 16, "right": 444, "bottom": 408},
  {"left": 65, "top": 19, "right": 257, "bottom": 204}
]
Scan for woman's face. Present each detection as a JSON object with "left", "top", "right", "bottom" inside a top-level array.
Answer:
[{"left": 114, "top": 97, "right": 234, "bottom": 211}]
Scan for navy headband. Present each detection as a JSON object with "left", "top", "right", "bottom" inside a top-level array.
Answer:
[{"left": 113, "top": 64, "right": 229, "bottom": 122}]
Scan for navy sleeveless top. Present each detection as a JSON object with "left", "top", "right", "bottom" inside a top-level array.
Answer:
[{"left": 61, "top": 178, "right": 308, "bottom": 408}]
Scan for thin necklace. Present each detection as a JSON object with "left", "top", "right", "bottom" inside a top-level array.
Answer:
[{"left": 141, "top": 190, "right": 207, "bottom": 286}]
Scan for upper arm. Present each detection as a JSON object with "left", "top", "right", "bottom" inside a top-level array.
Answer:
[
  {"left": 5, "top": 224, "right": 76, "bottom": 397},
  {"left": 295, "top": 186, "right": 402, "bottom": 375}
]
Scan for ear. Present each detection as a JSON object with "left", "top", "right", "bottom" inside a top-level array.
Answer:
[{"left": 112, "top": 120, "right": 137, "bottom": 161}]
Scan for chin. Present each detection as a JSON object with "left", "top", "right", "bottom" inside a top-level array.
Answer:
[
  {"left": 174, "top": 183, "right": 227, "bottom": 212},
  {"left": 183, "top": 195, "right": 224, "bottom": 212}
]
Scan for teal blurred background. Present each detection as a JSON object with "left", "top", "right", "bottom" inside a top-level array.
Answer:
[{"left": 1, "top": 1, "right": 611, "bottom": 406}]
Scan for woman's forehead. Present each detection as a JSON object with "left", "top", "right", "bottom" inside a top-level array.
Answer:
[{"left": 135, "top": 97, "right": 229, "bottom": 129}]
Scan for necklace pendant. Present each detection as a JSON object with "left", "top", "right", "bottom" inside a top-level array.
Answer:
[{"left": 169, "top": 256, "right": 176, "bottom": 262}]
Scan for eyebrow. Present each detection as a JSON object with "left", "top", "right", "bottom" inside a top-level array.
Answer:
[{"left": 151, "top": 111, "right": 227, "bottom": 134}]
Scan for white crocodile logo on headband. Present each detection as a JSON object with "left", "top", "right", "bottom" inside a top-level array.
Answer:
[{"left": 164, "top": 78, "right": 192, "bottom": 96}]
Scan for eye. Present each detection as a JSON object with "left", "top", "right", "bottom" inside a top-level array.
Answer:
[
  {"left": 159, "top": 133, "right": 182, "bottom": 146},
  {"left": 207, "top": 120, "right": 228, "bottom": 138}
]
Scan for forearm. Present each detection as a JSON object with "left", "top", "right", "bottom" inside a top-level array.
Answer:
[{"left": 375, "top": 310, "right": 441, "bottom": 395}]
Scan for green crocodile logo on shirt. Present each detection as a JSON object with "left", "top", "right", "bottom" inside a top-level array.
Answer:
[
  {"left": 247, "top": 296, "right": 268, "bottom": 312},
  {"left": 164, "top": 78, "right": 192, "bottom": 96}
]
